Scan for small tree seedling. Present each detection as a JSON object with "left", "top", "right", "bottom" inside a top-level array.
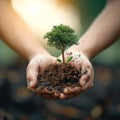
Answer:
[{"left": 44, "top": 24, "right": 78, "bottom": 63}]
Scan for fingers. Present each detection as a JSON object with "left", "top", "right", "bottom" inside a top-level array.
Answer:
[
  {"left": 26, "top": 61, "right": 40, "bottom": 90},
  {"left": 36, "top": 86, "right": 60, "bottom": 99},
  {"left": 61, "top": 61, "right": 94, "bottom": 98},
  {"left": 26, "top": 55, "right": 54, "bottom": 89},
  {"left": 41, "top": 91, "right": 60, "bottom": 99},
  {"left": 26, "top": 52, "right": 94, "bottom": 100},
  {"left": 63, "top": 87, "right": 81, "bottom": 95},
  {"left": 80, "top": 61, "right": 94, "bottom": 88},
  {"left": 26, "top": 55, "right": 59, "bottom": 99},
  {"left": 39, "top": 63, "right": 93, "bottom": 99},
  {"left": 36, "top": 86, "right": 54, "bottom": 95},
  {"left": 59, "top": 93, "right": 70, "bottom": 99},
  {"left": 80, "top": 74, "right": 90, "bottom": 87},
  {"left": 59, "top": 91, "right": 78, "bottom": 99}
]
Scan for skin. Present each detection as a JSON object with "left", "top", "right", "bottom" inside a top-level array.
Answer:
[
  {"left": 40, "top": 0, "right": 120, "bottom": 99},
  {"left": 60, "top": 0, "right": 120, "bottom": 99},
  {"left": 0, "top": 0, "right": 120, "bottom": 99},
  {"left": 0, "top": 0, "right": 56, "bottom": 93}
]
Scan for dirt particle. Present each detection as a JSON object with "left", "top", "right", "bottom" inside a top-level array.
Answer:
[{"left": 36, "top": 63, "right": 87, "bottom": 93}]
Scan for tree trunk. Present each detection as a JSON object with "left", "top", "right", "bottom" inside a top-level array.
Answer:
[{"left": 62, "top": 48, "right": 65, "bottom": 63}]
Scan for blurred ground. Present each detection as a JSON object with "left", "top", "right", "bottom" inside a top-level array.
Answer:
[{"left": 0, "top": 60, "right": 120, "bottom": 120}]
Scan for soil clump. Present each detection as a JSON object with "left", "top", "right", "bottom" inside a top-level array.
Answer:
[{"left": 36, "top": 63, "right": 87, "bottom": 92}]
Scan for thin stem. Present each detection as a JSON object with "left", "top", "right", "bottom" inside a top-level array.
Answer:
[{"left": 62, "top": 47, "right": 65, "bottom": 63}]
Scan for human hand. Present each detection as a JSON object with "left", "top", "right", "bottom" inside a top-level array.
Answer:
[
  {"left": 26, "top": 54, "right": 60, "bottom": 98},
  {"left": 58, "top": 48, "right": 94, "bottom": 99},
  {"left": 26, "top": 49, "right": 94, "bottom": 99}
]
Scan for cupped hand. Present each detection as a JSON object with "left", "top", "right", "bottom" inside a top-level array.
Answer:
[
  {"left": 26, "top": 49, "right": 94, "bottom": 99},
  {"left": 59, "top": 48, "right": 94, "bottom": 99},
  {"left": 26, "top": 54, "right": 60, "bottom": 98}
]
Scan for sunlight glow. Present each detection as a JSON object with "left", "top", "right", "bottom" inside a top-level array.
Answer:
[{"left": 12, "top": 0, "right": 81, "bottom": 41}]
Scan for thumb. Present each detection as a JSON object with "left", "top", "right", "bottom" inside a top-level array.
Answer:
[
  {"left": 26, "top": 65, "right": 39, "bottom": 89},
  {"left": 27, "top": 74, "right": 38, "bottom": 89},
  {"left": 80, "top": 74, "right": 90, "bottom": 87}
]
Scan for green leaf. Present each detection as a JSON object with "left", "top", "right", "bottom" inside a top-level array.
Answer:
[
  {"left": 43, "top": 24, "right": 78, "bottom": 51},
  {"left": 57, "top": 58, "right": 62, "bottom": 62},
  {"left": 66, "top": 56, "right": 73, "bottom": 63}
]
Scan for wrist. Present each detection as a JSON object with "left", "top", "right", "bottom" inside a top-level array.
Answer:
[
  {"left": 78, "top": 48, "right": 92, "bottom": 60},
  {"left": 76, "top": 39, "right": 94, "bottom": 60},
  {"left": 68, "top": 44, "right": 92, "bottom": 60},
  {"left": 28, "top": 49, "right": 50, "bottom": 61}
]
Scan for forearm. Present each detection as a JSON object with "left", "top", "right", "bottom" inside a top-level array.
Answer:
[
  {"left": 77, "top": 0, "right": 120, "bottom": 59},
  {"left": 0, "top": 0, "right": 49, "bottom": 61}
]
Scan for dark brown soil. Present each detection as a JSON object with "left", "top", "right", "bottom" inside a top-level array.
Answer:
[{"left": 36, "top": 63, "right": 87, "bottom": 92}]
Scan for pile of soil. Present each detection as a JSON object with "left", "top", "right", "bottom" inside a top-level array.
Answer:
[{"left": 36, "top": 63, "right": 87, "bottom": 92}]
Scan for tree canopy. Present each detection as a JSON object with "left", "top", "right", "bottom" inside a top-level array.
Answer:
[
  {"left": 44, "top": 24, "right": 78, "bottom": 63},
  {"left": 44, "top": 24, "right": 78, "bottom": 49}
]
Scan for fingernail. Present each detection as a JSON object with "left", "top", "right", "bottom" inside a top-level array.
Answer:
[
  {"left": 81, "top": 80, "right": 86, "bottom": 86},
  {"left": 30, "top": 81, "right": 34, "bottom": 87}
]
